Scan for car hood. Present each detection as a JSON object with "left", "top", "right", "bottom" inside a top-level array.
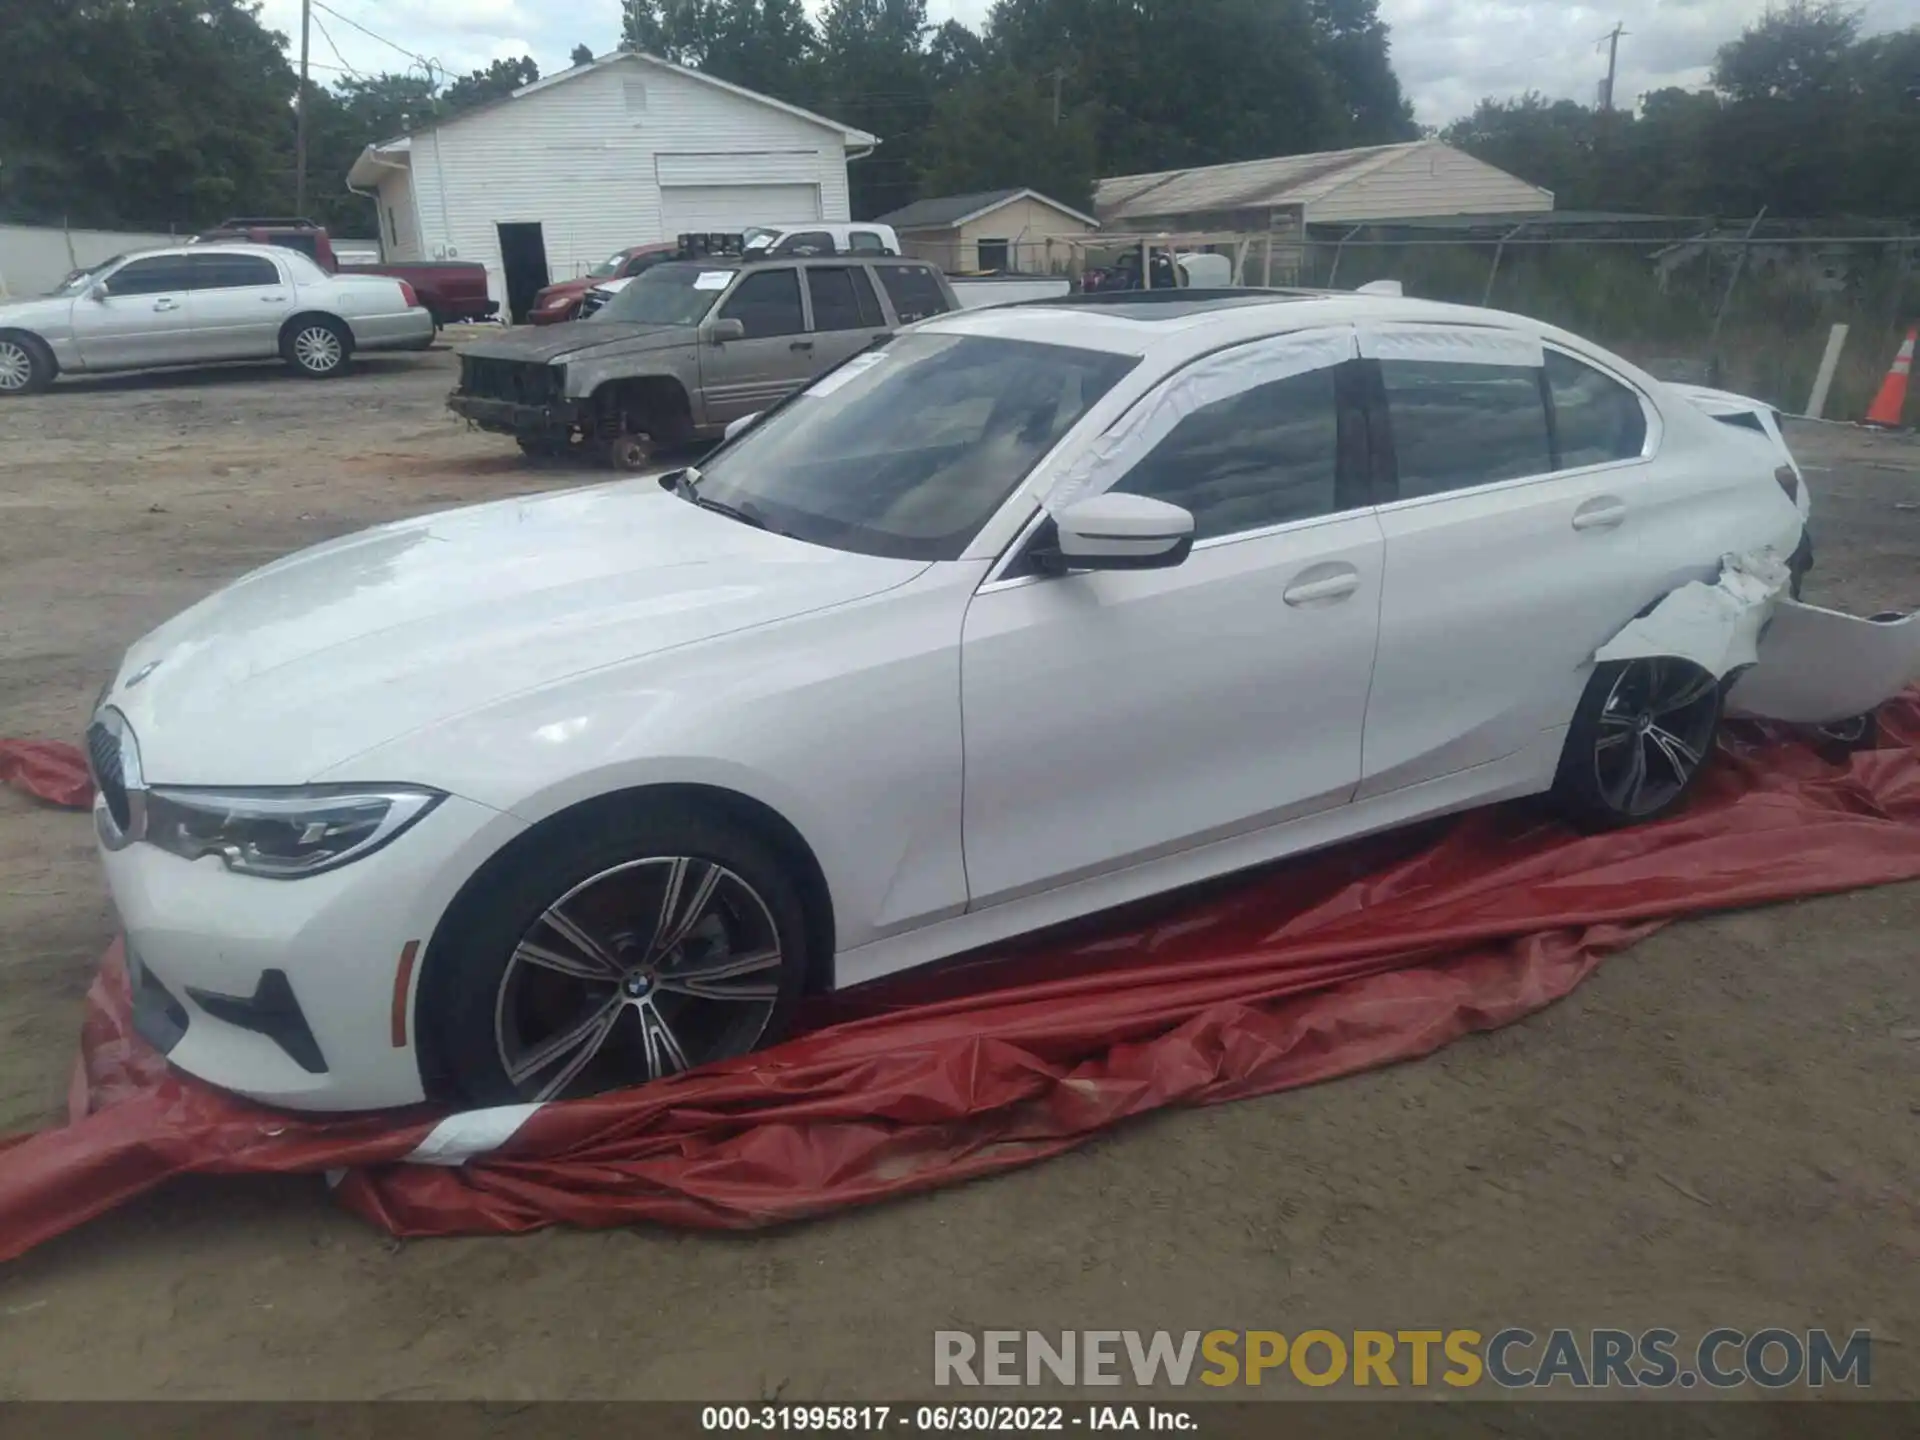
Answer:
[
  {"left": 459, "top": 322, "right": 692, "bottom": 364},
  {"left": 108, "top": 483, "right": 928, "bottom": 785}
]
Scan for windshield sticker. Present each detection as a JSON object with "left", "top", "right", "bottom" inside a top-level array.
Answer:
[
  {"left": 807, "top": 351, "right": 887, "bottom": 396},
  {"left": 694, "top": 271, "right": 732, "bottom": 290}
]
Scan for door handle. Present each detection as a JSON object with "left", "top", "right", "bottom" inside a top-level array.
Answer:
[
  {"left": 1572, "top": 497, "right": 1628, "bottom": 532},
  {"left": 790, "top": 340, "right": 814, "bottom": 352},
  {"left": 1283, "top": 569, "right": 1362, "bottom": 607},
  {"left": 260, "top": 294, "right": 288, "bottom": 302},
  {"left": 153, "top": 298, "right": 180, "bottom": 312}
]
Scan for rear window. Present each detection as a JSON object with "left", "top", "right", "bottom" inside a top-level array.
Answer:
[
  {"left": 1546, "top": 351, "right": 1647, "bottom": 468},
  {"left": 874, "top": 263, "right": 950, "bottom": 324}
]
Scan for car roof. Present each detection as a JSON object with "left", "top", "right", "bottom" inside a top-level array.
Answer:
[
  {"left": 125, "top": 242, "right": 300, "bottom": 262},
  {"left": 646, "top": 255, "right": 936, "bottom": 273}
]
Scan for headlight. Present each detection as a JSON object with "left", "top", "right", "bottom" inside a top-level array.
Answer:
[{"left": 142, "top": 785, "right": 443, "bottom": 878}]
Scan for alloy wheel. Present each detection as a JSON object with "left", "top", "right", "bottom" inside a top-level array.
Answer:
[
  {"left": 493, "top": 855, "right": 786, "bottom": 1101},
  {"left": 293, "top": 325, "right": 344, "bottom": 373},
  {"left": 0, "top": 340, "right": 33, "bottom": 392},
  {"left": 1592, "top": 657, "right": 1720, "bottom": 817}
]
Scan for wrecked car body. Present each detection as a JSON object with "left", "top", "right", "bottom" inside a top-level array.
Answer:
[
  {"left": 447, "top": 255, "right": 959, "bottom": 470},
  {"left": 89, "top": 287, "right": 1918, "bottom": 1112}
]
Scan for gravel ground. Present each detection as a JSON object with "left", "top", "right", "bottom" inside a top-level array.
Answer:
[{"left": 0, "top": 344, "right": 1916, "bottom": 1402}]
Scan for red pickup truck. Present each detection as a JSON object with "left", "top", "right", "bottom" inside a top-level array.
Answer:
[{"left": 194, "top": 218, "right": 498, "bottom": 326}]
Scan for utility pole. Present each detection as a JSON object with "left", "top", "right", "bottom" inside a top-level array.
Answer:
[
  {"left": 294, "top": 0, "right": 311, "bottom": 215},
  {"left": 1050, "top": 67, "right": 1065, "bottom": 126},
  {"left": 1598, "top": 22, "right": 1626, "bottom": 113}
]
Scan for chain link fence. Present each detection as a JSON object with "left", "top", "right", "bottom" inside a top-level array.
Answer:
[{"left": 1293, "top": 219, "right": 1919, "bottom": 422}]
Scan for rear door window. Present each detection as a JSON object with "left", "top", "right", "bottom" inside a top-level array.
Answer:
[
  {"left": 189, "top": 254, "right": 282, "bottom": 290},
  {"left": 720, "top": 269, "right": 805, "bottom": 338},
  {"left": 1379, "top": 361, "right": 1553, "bottom": 499},
  {"left": 849, "top": 231, "right": 889, "bottom": 254},
  {"left": 874, "top": 263, "right": 950, "bottom": 323},
  {"left": 807, "top": 268, "right": 882, "bottom": 332}
]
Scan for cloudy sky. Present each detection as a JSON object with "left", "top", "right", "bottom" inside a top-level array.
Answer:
[{"left": 263, "top": 0, "right": 1920, "bottom": 127}]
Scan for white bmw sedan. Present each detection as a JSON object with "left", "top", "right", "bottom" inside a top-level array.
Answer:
[{"left": 89, "top": 290, "right": 1815, "bottom": 1111}]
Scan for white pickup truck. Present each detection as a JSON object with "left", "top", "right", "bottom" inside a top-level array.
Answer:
[{"left": 947, "top": 275, "right": 1074, "bottom": 309}]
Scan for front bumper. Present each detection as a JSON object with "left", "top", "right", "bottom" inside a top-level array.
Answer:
[
  {"left": 446, "top": 392, "right": 588, "bottom": 436},
  {"left": 97, "top": 790, "right": 522, "bottom": 1111}
]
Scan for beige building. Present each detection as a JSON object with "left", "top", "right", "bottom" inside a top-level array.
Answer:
[
  {"left": 1095, "top": 140, "right": 1553, "bottom": 282},
  {"left": 876, "top": 188, "right": 1099, "bottom": 273}
]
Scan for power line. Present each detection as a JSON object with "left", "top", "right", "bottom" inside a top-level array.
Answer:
[
  {"left": 311, "top": 0, "right": 440, "bottom": 74},
  {"left": 309, "top": 10, "right": 363, "bottom": 79}
]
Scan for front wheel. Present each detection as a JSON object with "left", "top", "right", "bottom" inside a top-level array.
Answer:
[
  {"left": 422, "top": 804, "right": 810, "bottom": 1106},
  {"left": 0, "top": 334, "right": 53, "bottom": 395},
  {"left": 1554, "top": 656, "right": 1723, "bottom": 831},
  {"left": 284, "top": 318, "right": 352, "bottom": 379}
]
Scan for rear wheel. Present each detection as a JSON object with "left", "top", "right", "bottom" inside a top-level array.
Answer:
[
  {"left": 0, "top": 334, "right": 53, "bottom": 396},
  {"left": 423, "top": 804, "right": 809, "bottom": 1106},
  {"left": 284, "top": 317, "right": 351, "bottom": 379},
  {"left": 1554, "top": 656, "right": 1723, "bottom": 830}
]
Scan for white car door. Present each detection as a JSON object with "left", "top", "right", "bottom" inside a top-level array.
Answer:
[
  {"left": 959, "top": 332, "right": 1386, "bottom": 906},
  {"left": 1356, "top": 325, "right": 1696, "bottom": 797},
  {"left": 185, "top": 251, "right": 291, "bottom": 360},
  {"left": 67, "top": 253, "right": 197, "bottom": 370}
]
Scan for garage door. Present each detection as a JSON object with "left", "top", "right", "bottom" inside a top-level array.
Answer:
[{"left": 660, "top": 184, "right": 822, "bottom": 232}]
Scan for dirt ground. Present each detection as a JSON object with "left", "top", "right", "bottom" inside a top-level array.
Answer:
[{"left": 0, "top": 345, "right": 1917, "bottom": 1403}]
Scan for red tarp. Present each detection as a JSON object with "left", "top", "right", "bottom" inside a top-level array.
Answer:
[{"left": 1, "top": 693, "right": 1918, "bottom": 1264}]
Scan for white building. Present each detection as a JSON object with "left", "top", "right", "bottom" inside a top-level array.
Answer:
[{"left": 346, "top": 50, "right": 878, "bottom": 321}]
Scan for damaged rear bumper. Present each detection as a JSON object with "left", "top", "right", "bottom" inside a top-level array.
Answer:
[{"left": 1595, "top": 545, "right": 1919, "bottom": 728}]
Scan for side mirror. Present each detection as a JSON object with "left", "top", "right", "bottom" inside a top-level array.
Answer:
[
  {"left": 708, "top": 317, "right": 746, "bottom": 345},
  {"left": 1037, "top": 494, "right": 1195, "bottom": 574},
  {"left": 89, "top": 283, "right": 111, "bottom": 301},
  {"left": 723, "top": 411, "right": 761, "bottom": 441}
]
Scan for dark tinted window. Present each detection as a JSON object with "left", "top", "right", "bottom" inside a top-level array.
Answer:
[
  {"left": 848, "top": 230, "right": 889, "bottom": 254},
  {"left": 874, "top": 263, "right": 950, "bottom": 323},
  {"left": 621, "top": 252, "right": 669, "bottom": 277},
  {"left": 106, "top": 256, "right": 194, "bottom": 295},
  {"left": 190, "top": 254, "right": 281, "bottom": 290},
  {"left": 1547, "top": 352, "right": 1647, "bottom": 468},
  {"left": 807, "top": 267, "right": 882, "bottom": 332},
  {"left": 773, "top": 231, "right": 836, "bottom": 256},
  {"left": 1381, "top": 361, "right": 1552, "bottom": 499},
  {"left": 720, "top": 269, "right": 805, "bottom": 338},
  {"left": 1113, "top": 366, "right": 1343, "bottom": 540}
]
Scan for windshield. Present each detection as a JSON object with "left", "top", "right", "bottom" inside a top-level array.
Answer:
[
  {"left": 692, "top": 333, "right": 1140, "bottom": 561},
  {"left": 592, "top": 263, "right": 730, "bottom": 325},
  {"left": 50, "top": 257, "right": 121, "bottom": 296},
  {"left": 586, "top": 249, "right": 628, "bottom": 279}
]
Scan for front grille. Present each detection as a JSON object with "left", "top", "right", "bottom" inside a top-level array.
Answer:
[
  {"left": 86, "top": 719, "right": 129, "bottom": 830},
  {"left": 459, "top": 356, "right": 559, "bottom": 405}
]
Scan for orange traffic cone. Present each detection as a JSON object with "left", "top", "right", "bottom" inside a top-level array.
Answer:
[{"left": 1864, "top": 327, "right": 1915, "bottom": 429}]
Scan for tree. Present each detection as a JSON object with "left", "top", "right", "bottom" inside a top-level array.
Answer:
[
  {"left": 816, "top": 0, "right": 934, "bottom": 217},
  {"left": 620, "top": 0, "right": 817, "bottom": 102},
  {"left": 0, "top": 0, "right": 297, "bottom": 229},
  {"left": 1309, "top": 0, "right": 1418, "bottom": 142},
  {"left": 572, "top": 44, "right": 597, "bottom": 66},
  {"left": 916, "top": 68, "right": 1098, "bottom": 210},
  {"left": 442, "top": 56, "right": 540, "bottom": 114}
]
